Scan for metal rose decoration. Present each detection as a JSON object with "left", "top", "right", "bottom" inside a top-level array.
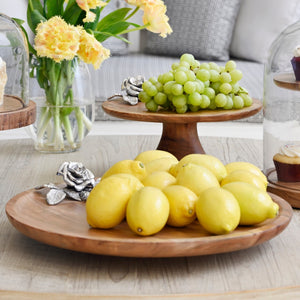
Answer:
[{"left": 36, "top": 162, "right": 99, "bottom": 205}]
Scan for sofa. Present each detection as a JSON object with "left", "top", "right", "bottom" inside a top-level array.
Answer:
[{"left": 1, "top": 0, "right": 300, "bottom": 124}]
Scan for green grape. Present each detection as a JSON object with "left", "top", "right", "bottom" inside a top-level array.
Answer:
[
  {"left": 172, "top": 94, "right": 187, "bottom": 108},
  {"left": 208, "top": 99, "right": 217, "bottom": 110},
  {"left": 146, "top": 99, "right": 158, "bottom": 112},
  {"left": 171, "top": 62, "right": 180, "bottom": 70},
  {"left": 233, "top": 95, "right": 244, "bottom": 109},
  {"left": 179, "top": 61, "right": 191, "bottom": 69},
  {"left": 163, "top": 80, "right": 175, "bottom": 94},
  {"left": 231, "top": 82, "right": 240, "bottom": 94},
  {"left": 171, "top": 83, "right": 184, "bottom": 96},
  {"left": 176, "top": 66, "right": 189, "bottom": 73},
  {"left": 168, "top": 93, "right": 174, "bottom": 101},
  {"left": 142, "top": 80, "right": 153, "bottom": 91},
  {"left": 154, "top": 81, "right": 164, "bottom": 92},
  {"left": 138, "top": 91, "right": 152, "bottom": 103},
  {"left": 161, "top": 71, "right": 174, "bottom": 84},
  {"left": 240, "top": 93, "right": 253, "bottom": 107},
  {"left": 146, "top": 84, "right": 158, "bottom": 97},
  {"left": 209, "top": 70, "right": 220, "bottom": 82},
  {"left": 219, "top": 66, "right": 225, "bottom": 73},
  {"left": 219, "top": 83, "right": 232, "bottom": 94},
  {"left": 224, "top": 95, "right": 234, "bottom": 109},
  {"left": 199, "top": 94, "right": 210, "bottom": 109},
  {"left": 184, "top": 81, "right": 196, "bottom": 94},
  {"left": 149, "top": 76, "right": 158, "bottom": 84},
  {"left": 199, "top": 63, "right": 210, "bottom": 70},
  {"left": 230, "top": 69, "right": 243, "bottom": 82},
  {"left": 154, "top": 92, "right": 168, "bottom": 105},
  {"left": 186, "top": 70, "right": 196, "bottom": 81},
  {"left": 203, "top": 87, "right": 215, "bottom": 100},
  {"left": 203, "top": 80, "right": 210, "bottom": 87},
  {"left": 220, "top": 72, "right": 231, "bottom": 83},
  {"left": 208, "top": 62, "right": 220, "bottom": 71},
  {"left": 176, "top": 104, "right": 188, "bottom": 114},
  {"left": 197, "top": 69, "right": 211, "bottom": 81},
  {"left": 189, "top": 105, "right": 200, "bottom": 112},
  {"left": 174, "top": 70, "right": 188, "bottom": 84},
  {"left": 188, "top": 92, "right": 202, "bottom": 106},
  {"left": 180, "top": 53, "right": 195, "bottom": 65},
  {"left": 210, "top": 82, "right": 221, "bottom": 93},
  {"left": 157, "top": 74, "right": 164, "bottom": 83},
  {"left": 191, "top": 60, "right": 200, "bottom": 69},
  {"left": 195, "top": 80, "right": 205, "bottom": 93},
  {"left": 225, "top": 60, "right": 237, "bottom": 72},
  {"left": 215, "top": 93, "right": 227, "bottom": 107}
]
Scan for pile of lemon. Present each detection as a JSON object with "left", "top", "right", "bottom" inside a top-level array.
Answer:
[{"left": 86, "top": 150, "right": 279, "bottom": 236}]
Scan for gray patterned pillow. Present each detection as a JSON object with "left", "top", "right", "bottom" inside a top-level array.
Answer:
[{"left": 144, "top": 0, "right": 241, "bottom": 61}]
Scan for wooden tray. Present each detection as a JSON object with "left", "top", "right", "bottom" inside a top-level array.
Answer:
[
  {"left": 5, "top": 189, "right": 292, "bottom": 258},
  {"left": 273, "top": 73, "right": 300, "bottom": 91},
  {"left": 102, "top": 98, "right": 262, "bottom": 159}
]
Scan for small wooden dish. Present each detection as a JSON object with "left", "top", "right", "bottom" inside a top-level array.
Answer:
[
  {"left": 0, "top": 95, "right": 36, "bottom": 130},
  {"left": 102, "top": 98, "right": 262, "bottom": 159},
  {"left": 5, "top": 189, "right": 292, "bottom": 258},
  {"left": 273, "top": 73, "right": 300, "bottom": 91}
]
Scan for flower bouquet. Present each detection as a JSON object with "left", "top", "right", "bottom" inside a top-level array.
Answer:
[{"left": 15, "top": 0, "right": 172, "bottom": 152}]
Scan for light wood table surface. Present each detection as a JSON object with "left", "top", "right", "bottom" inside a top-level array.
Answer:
[{"left": 0, "top": 135, "right": 299, "bottom": 299}]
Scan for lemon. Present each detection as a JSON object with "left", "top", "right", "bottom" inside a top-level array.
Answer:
[
  {"left": 126, "top": 186, "right": 170, "bottom": 236},
  {"left": 222, "top": 182, "right": 279, "bottom": 225},
  {"left": 225, "top": 161, "right": 268, "bottom": 187},
  {"left": 221, "top": 169, "right": 266, "bottom": 191},
  {"left": 145, "top": 156, "right": 178, "bottom": 175},
  {"left": 163, "top": 185, "right": 197, "bottom": 227},
  {"left": 176, "top": 163, "right": 219, "bottom": 196},
  {"left": 196, "top": 187, "right": 240, "bottom": 235},
  {"left": 86, "top": 174, "right": 143, "bottom": 229},
  {"left": 142, "top": 171, "right": 176, "bottom": 189},
  {"left": 134, "top": 149, "right": 177, "bottom": 165},
  {"left": 170, "top": 154, "right": 227, "bottom": 182},
  {"left": 101, "top": 159, "right": 146, "bottom": 181}
]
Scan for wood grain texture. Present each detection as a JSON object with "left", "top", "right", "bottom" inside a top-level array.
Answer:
[
  {"left": 0, "top": 96, "right": 36, "bottom": 130},
  {"left": 273, "top": 73, "right": 300, "bottom": 91},
  {"left": 5, "top": 190, "right": 292, "bottom": 257},
  {"left": 0, "top": 136, "right": 299, "bottom": 297},
  {"left": 102, "top": 98, "right": 262, "bottom": 159}
]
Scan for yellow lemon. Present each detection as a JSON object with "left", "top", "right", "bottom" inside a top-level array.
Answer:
[
  {"left": 196, "top": 187, "right": 240, "bottom": 235},
  {"left": 86, "top": 174, "right": 143, "bottom": 229},
  {"left": 176, "top": 163, "right": 219, "bottom": 196},
  {"left": 145, "top": 156, "right": 178, "bottom": 175},
  {"left": 134, "top": 149, "right": 177, "bottom": 165},
  {"left": 225, "top": 161, "right": 268, "bottom": 187},
  {"left": 222, "top": 182, "right": 279, "bottom": 225},
  {"left": 126, "top": 186, "right": 170, "bottom": 236},
  {"left": 142, "top": 171, "right": 176, "bottom": 190},
  {"left": 101, "top": 159, "right": 146, "bottom": 181},
  {"left": 221, "top": 169, "right": 266, "bottom": 191},
  {"left": 163, "top": 185, "right": 198, "bottom": 227},
  {"left": 171, "top": 154, "right": 227, "bottom": 182}
]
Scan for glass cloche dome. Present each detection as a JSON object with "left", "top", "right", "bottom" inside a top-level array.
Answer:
[
  {"left": 264, "top": 20, "right": 300, "bottom": 208},
  {"left": 0, "top": 13, "right": 29, "bottom": 105}
]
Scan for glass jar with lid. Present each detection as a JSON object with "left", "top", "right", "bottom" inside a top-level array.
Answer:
[{"left": 264, "top": 20, "right": 300, "bottom": 208}]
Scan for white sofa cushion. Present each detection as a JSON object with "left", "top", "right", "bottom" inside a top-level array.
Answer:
[{"left": 230, "top": 0, "right": 300, "bottom": 63}]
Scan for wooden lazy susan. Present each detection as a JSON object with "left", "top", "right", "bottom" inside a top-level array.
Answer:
[
  {"left": 264, "top": 73, "right": 300, "bottom": 209},
  {"left": 102, "top": 97, "right": 262, "bottom": 160},
  {"left": 0, "top": 95, "right": 36, "bottom": 130}
]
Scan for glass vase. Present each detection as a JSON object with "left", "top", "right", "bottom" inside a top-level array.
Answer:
[{"left": 27, "top": 58, "right": 95, "bottom": 153}]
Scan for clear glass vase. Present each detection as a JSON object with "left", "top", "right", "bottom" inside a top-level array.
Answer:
[{"left": 27, "top": 58, "right": 95, "bottom": 153}]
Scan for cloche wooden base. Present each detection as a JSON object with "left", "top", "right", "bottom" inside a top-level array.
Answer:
[
  {"left": 102, "top": 98, "right": 262, "bottom": 159},
  {"left": 0, "top": 95, "right": 36, "bottom": 130},
  {"left": 267, "top": 168, "right": 300, "bottom": 209}
]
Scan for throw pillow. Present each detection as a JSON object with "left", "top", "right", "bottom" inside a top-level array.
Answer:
[
  {"left": 143, "top": 0, "right": 241, "bottom": 61},
  {"left": 230, "top": 0, "right": 300, "bottom": 63}
]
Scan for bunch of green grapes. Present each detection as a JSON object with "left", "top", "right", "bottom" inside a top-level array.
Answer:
[{"left": 138, "top": 53, "right": 253, "bottom": 113}]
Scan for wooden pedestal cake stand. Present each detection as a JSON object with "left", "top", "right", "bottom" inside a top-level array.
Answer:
[
  {"left": 0, "top": 95, "right": 36, "bottom": 130},
  {"left": 266, "top": 73, "right": 300, "bottom": 209},
  {"left": 102, "top": 97, "right": 262, "bottom": 160}
]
